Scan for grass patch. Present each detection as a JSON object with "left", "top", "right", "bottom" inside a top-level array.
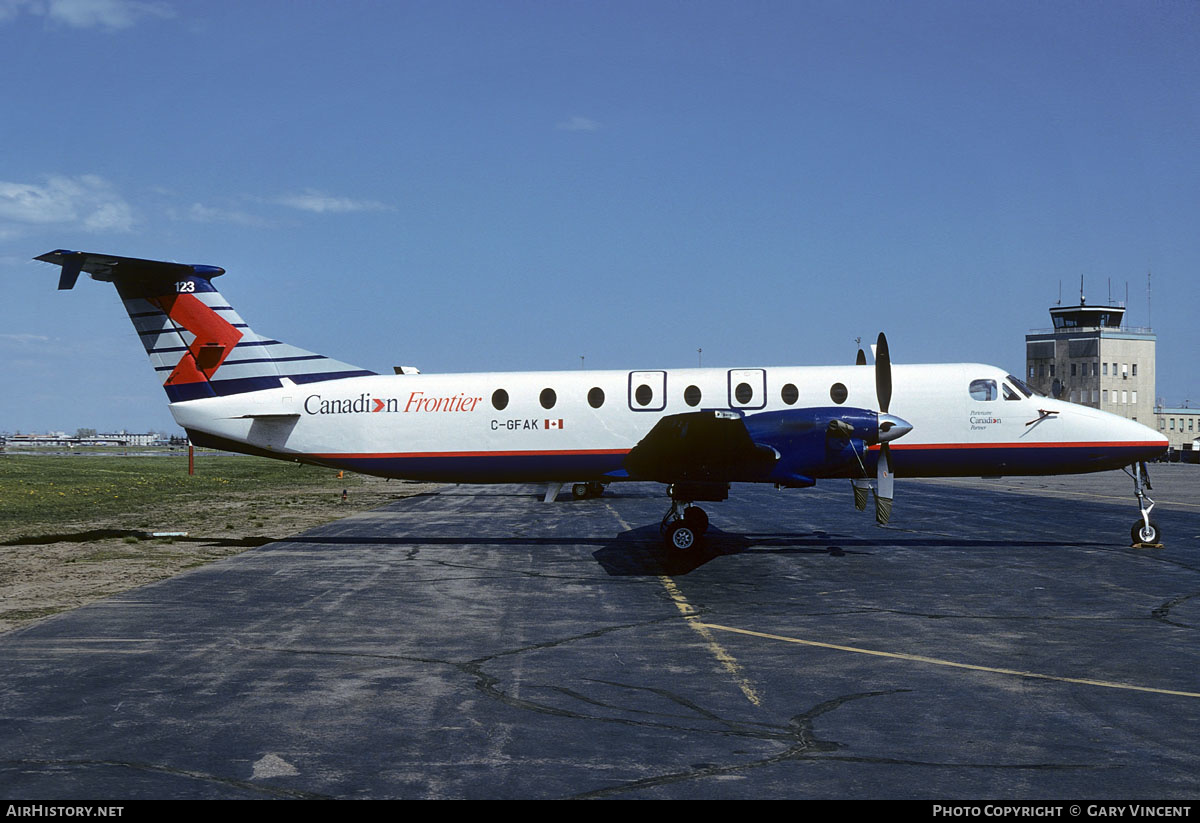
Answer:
[{"left": 0, "top": 453, "right": 370, "bottom": 539}]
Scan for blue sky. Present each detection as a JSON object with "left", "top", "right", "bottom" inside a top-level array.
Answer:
[{"left": 2, "top": 0, "right": 1197, "bottom": 433}]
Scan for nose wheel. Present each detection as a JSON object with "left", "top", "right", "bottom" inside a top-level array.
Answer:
[{"left": 1126, "top": 461, "right": 1163, "bottom": 547}]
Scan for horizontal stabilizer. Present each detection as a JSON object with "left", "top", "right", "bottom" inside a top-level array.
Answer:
[{"left": 36, "top": 249, "right": 224, "bottom": 288}]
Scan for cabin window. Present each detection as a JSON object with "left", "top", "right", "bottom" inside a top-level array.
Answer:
[
  {"left": 969, "top": 379, "right": 997, "bottom": 401},
  {"left": 734, "top": 382, "right": 753, "bottom": 405},
  {"left": 830, "top": 383, "right": 848, "bottom": 404},
  {"left": 684, "top": 385, "right": 702, "bottom": 406},
  {"left": 588, "top": 387, "right": 605, "bottom": 408},
  {"left": 491, "top": 389, "right": 509, "bottom": 410},
  {"left": 781, "top": 383, "right": 799, "bottom": 405},
  {"left": 540, "top": 388, "right": 557, "bottom": 409}
]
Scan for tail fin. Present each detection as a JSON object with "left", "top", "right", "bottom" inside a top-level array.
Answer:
[{"left": 37, "top": 250, "right": 375, "bottom": 402}]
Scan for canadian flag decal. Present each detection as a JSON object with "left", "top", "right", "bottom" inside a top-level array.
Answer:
[{"left": 545, "top": 419, "right": 564, "bottom": 430}]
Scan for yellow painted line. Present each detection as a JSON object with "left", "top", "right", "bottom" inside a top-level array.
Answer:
[
  {"left": 605, "top": 503, "right": 761, "bottom": 707},
  {"left": 696, "top": 622, "right": 1200, "bottom": 699},
  {"left": 658, "top": 576, "right": 762, "bottom": 707}
]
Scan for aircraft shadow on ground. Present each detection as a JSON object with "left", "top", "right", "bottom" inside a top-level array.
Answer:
[{"left": 280, "top": 528, "right": 1095, "bottom": 577}]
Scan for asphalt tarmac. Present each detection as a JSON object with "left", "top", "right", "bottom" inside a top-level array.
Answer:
[{"left": 2, "top": 466, "right": 1198, "bottom": 799}]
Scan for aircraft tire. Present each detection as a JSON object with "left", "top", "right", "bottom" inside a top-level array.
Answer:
[
  {"left": 587, "top": 481, "right": 605, "bottom": 498},
  {"left": 682, "top": 506, "right": 709, "bottom": 534},
  {"left": 1131, "top": 519, "right": 1162, "bottom": 546},
  {"left": 666, "top": 521, "right": 699, "bottom": 551},
  {"left": 572, "top": 483, "right": 590, "bottom": 500}
]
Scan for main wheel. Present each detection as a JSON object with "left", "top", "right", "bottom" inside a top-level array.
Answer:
[
  {"left": 665, "top": 520, "right": 699, "bottom": 551},
  {"left": 682, "top": 506, "right": 709, "bottom": 534},
  {"left": 571, "top": 483, "right": 590, "bottom": 500},
  {"left": 587, "top": 481, "right": 605, "bottom": 498},
  {"left": 1131, "top": 519, "right": 1162, "bottom": 545}
]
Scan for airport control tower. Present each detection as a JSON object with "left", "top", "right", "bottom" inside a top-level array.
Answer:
[{"left": 1025, "top": 291, "right": 1155, "bottom": 425}]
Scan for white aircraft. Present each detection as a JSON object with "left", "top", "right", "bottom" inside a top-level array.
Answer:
[{"left": 37, "top": 250, "right": 1169, "bottom": 549}]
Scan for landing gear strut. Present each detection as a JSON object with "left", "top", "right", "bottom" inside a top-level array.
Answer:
[{"left": 1125, "top": 461, "right": 1162, "bottom": 547}]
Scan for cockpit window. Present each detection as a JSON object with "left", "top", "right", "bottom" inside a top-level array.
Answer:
[
  {"left": 1002, "top": 383, "right": 1021, "bottom": 401},
  {"left": 969, "top": 379, "right": 997, "bottom": 401},
  {"left": 1006, "top": 374, "right": 1041, "bottom": 397}
]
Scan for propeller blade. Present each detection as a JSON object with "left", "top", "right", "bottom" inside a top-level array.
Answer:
[
  {"left": 851, "top": 478, "right": 871, "bottom": 511},
  {"left": 875, "top": 332, "right": 891, "bottom": 414},
  {"left": 874, "top": 442, "right": 893, "bottom": 525}
]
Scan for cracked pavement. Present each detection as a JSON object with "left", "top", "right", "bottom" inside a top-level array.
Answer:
[{"left": 2, "top": 469, "right": 1199, "bottom": 798}]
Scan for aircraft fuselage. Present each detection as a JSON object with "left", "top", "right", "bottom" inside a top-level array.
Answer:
[{"left": 171, "top": 362, "right": 1164, "bottom": 484}]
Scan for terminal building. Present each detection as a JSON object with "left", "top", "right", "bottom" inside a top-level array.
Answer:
[{"left": 1157, "top": 406, "right": 1200, "bottom": 451}]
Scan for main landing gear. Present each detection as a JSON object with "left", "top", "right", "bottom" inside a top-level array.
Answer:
[
  {"left": 571, "top": 481, "right": 606, "bottom": 500},
  {"left": 659, "top": 482, "right": 726, "bottom": 550},
  {"left": 1125, "top": 461, "right": 1163, "bottom": 547}
]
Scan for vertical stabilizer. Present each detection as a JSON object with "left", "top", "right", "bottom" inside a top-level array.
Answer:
[{"left": 37, "top": 250, "right": 375, "bottom": 402}]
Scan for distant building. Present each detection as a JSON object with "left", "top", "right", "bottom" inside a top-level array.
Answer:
[
  {"left": 4, "top": 431, "right": 166, "bottom": 448},
  {"left": 1025, "top": 299, "right": 1155, "bottom": 426},
  {"left": 1156, "top": 407, "right": 1200, "bottom": 451}
]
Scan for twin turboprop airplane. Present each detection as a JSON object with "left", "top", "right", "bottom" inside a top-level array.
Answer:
[{"left": 37, "top": 249, "right": 1169, "bottom": 549}]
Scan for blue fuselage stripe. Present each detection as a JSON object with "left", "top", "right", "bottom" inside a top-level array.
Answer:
[{"left": 292, "top": 442, "right": 1164, "bottom": 483}]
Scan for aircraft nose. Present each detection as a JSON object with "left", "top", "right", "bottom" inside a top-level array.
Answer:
[{"left": 878, "top": 413, "right": 912, "bottom": 443}]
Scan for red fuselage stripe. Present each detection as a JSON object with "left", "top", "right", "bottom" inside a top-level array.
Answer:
[
  {"left": 313, "top": 442, "right": 1160, "bottom": 460},
  {"left": 881, "top": 441, "right": 1164, "bottom": 451},
  {"left": 311, "top": 448, "right": 632, "bottom": 459}
]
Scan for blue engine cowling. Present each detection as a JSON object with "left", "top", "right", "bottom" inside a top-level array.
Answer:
[{"left": 742, "top": 406, "right": 879, "bottom": 486}]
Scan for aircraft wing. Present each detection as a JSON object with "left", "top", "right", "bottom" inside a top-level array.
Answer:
[{"left": 623, "top": 410, "right": 779, "bottom": 484}]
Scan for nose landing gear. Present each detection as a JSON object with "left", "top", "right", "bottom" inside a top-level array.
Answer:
[{"left": 1126, "top": 461, "right": 1163, "bottom": 547}]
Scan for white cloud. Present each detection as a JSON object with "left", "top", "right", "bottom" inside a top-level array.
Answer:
[
  {"left": 270, "top": 190, "right": 391, "bottom": 214},
  {"left": 0, "top": 175, "right": 136, "bottom": 233},
  {"left": 0, "top": 333, "right": 51, "bottom": 344},
  {"left": 556, "top": 116, "right": 601, "bottom": 132},
  {"left": 4, "top": 0, "right": 175, "bottom": 30},
  {"left": 184, "top": 202, "right": 272, "bottom": 227}
]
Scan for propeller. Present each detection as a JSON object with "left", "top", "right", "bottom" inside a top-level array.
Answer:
[
  {"left": 874, "top": 332, "right": 894, "bottom": 524},
  {"left": 848, "top": 333, "right": 911, "bottom": 520}
]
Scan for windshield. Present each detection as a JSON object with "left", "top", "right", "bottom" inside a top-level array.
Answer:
[{"left": 1006, "top": 374, "right": 1042, "bottom": 398}]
